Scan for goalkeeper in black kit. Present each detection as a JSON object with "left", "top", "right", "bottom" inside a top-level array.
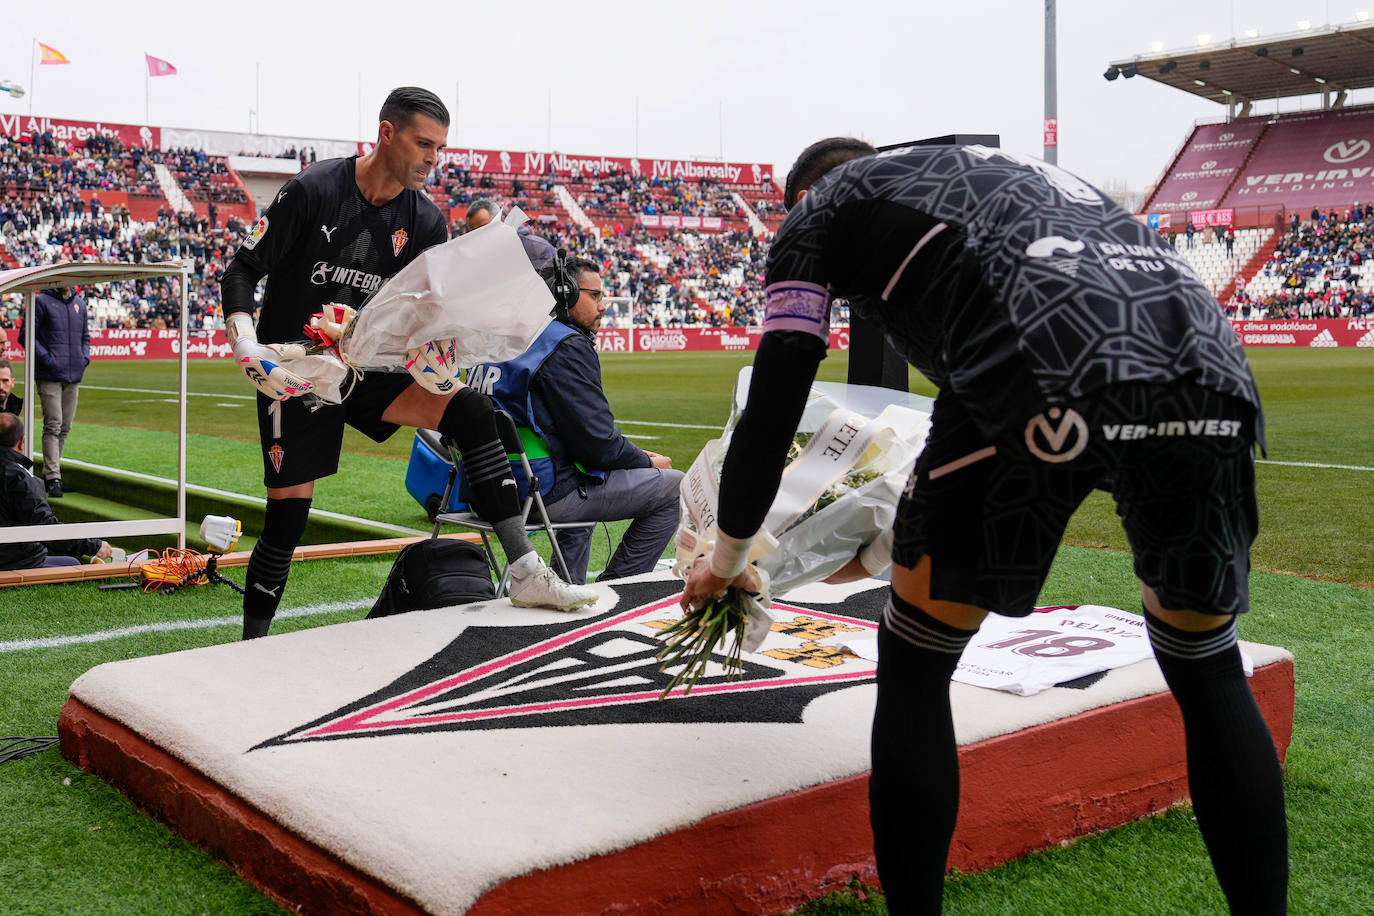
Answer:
[
  {"left": 219, "top": 87, "right": 597, "bottom": 640},
  {"left": 682, "top": 139, "right": 1287, "bottom": 913}
]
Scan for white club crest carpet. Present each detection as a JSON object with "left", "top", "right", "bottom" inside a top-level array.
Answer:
[{"left": 59, "top": 572, "right": 1295, "bottom": 915}]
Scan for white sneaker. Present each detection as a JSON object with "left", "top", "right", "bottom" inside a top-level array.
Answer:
[{"left": 508, "top": 555, "right": 599, "bottom": 611}]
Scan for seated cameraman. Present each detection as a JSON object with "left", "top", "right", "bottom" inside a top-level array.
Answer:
[
  {"left": 0, "top": 413, "right": 111, "bottom": 569},
  {"left": 467, "top": 256, "right": 683, "bottom": 583}
]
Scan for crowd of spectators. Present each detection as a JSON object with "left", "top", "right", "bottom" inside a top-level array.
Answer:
[
  {"left": 567, "top": 174, "right": 746, "bottom": 221},
  {"left": 0, "top": 133, "right": 161, "bottom": 196},
  {"left": 539, "top": 223, "right": 774, "bottom": 328},
  {"left": 163, "top": 147, "right": 247, "bottom": 204},
  {"left": 1226, "top": 203, "right": 1374, "bottom": 319},
  {"left": 2, "top": 191, "right": 242, "bottom": 332}
]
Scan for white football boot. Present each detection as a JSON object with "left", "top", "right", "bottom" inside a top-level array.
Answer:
[{"left": 508, "top": 552, "right": 599, "bottom": 611}]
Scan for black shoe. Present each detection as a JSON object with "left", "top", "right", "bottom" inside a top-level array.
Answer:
[{"left": 46, "top": 479, "right": 63, "bottom": 498}]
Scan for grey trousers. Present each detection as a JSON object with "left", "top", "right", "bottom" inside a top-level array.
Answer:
[
  {"left": 37, "top": 380, "right": 80, "bottom": 482},
  {"left": 544, "top": 466, "right": 685, "bottom": 584}
]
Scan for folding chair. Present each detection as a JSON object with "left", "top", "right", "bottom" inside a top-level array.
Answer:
[{"left": 430, "top": 409, "right": 595, "bottom": 594}]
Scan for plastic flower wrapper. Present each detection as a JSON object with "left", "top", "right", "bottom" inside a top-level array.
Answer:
[
  {"left": 269, "top": 208, "right": 556, "bottom": 404},
  {"left": 660, "top": 369, "right": 933, "bottom": 696}
]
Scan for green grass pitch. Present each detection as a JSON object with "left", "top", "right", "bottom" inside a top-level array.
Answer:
[{"left": 0, "top": 347, "right": 1371, "bottom": 914}]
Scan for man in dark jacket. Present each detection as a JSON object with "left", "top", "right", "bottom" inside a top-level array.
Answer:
[
  {"left": 467, "top": 257, "right": 683, "bottom": 583},
  {"left": 0, "top": 413, "right": 110, "bottom": 569},
  {"left": 0, "top": 359, "right": 21, "bottom": 416},
  {"left": 27, "top": 287, "right": 90, "bottom": 497}
]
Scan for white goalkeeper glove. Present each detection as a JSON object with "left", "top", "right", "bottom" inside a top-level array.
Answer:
[
  {"left": 405, "top": 338, "right": 459, "bottom": 395},
  {"left": 226, "top": 312, "right": 314, "bottom": 401}
]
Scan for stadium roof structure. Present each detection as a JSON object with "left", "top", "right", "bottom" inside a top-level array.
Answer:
[{"left": 1107, "top": 20, "right": 1374, "bottom": 108}]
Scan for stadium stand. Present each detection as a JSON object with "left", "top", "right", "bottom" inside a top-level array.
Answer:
[{"left": 1228, "top": 206, "right": 1374, "bottom": 319}]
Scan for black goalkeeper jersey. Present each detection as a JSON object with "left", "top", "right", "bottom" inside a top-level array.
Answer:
[
  {"left": 764, "top": 144, "right": 1261, "bottom": 432},
  {"left": 226, "top": 156, "right": 448, "bottom": 344}
]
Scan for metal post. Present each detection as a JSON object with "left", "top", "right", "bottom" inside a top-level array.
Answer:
[
  {"left": 1044, "top": 0, "right": 1058, "bottom": 165},
  {"left": 22, "top": 291, "right": 35, "bottom": 463},
  {"left": 177, "top": 266, "right": 188, "bottom": 548}
]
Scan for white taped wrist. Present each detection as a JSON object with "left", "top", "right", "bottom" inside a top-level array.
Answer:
[
  {"left": 710, "top": 531, "right": 753, "bottom": 579},
  {"left": 859, "top": 529, "right": 894, "bottom": 577},
  {"left": 226, "top": 312, "right": 256, "bottom": 349}
]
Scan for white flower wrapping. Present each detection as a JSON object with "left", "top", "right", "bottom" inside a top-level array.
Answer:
[
  {"left": 270, "top": 208, "right": 556, "bottom": 404},
  {"left": 675, "top": 368, "right": 933, "bottom": 651}
]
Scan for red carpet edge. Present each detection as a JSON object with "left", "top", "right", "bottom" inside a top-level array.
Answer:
[{"left": 58, "top": 658, "right": 1294, "bottom": 916}]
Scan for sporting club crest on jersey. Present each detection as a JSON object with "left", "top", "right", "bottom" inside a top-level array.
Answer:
[
  {"left": 391, "top": 228, "right": 408, "bottom": 257},
  {"left": 268, "top": 444, "right": 284, "bottom": 473},
  {"left": 253, "top": 580, "right": 884, "bottom": 749}
]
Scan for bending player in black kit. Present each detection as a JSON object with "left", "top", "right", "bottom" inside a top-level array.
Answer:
[
  {"left": 682, "top": 139, "right": 1287, "bottom": 914},
  {"left": 220, "top": 87, "right": 597, "bottom": 640}
]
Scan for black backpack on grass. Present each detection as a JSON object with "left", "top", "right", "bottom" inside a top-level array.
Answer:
[{"left": 368, "top": 539, "right": 496, "bottom": 618}]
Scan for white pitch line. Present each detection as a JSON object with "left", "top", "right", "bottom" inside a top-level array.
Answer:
[
  {"left": 83, "top": 384, "right": 254, "bottom": 400},
  {"left": 86, "top": 385, "right": 723, "bottom": 431},
  {"left": 1257, "top": 459, "right": 1374, "bottom": 472},
  {"left": 618, "top": 419, "right": 719, "bottom": 430},
  {"left": 0, "top": 600, "right": 370, "bottom": 653}
]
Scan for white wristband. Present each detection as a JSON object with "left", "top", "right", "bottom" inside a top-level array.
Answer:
[
  {"left": 710, "top": 530, "right": 753, "bottom": 579},
  {"left": 226, "top": 312, "right": 256, "bottom": 349},
  {"left": 858, "top": 528, "right": 894, "bottom": 577}
]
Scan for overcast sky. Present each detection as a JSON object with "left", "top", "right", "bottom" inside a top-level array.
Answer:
[{"left": 3, "top": 0, "right": 1369, "bottom": 192}]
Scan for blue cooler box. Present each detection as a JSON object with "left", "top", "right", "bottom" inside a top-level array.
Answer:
[{"left": 405, "top": 429, "right": 465, "bottom": 517}]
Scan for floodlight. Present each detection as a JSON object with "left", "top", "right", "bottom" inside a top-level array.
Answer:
[
  {"left": 1358, "top": 11, "right": 1371, "bottom": 22},
  {"left": 1290, "top": 67, "right": 1303, "bottom": 74},
  {"left": 1197, "top": 33, "right": 1212, "bottom": 45},
  {"left": 1315, "top": 76, "right": 1328, "bottom": 83},
  {"left": 1222, "top": 89, "right": 1235, "bottom": 95},
  {"left": 1244, "top": 28, "right": 1260, "bottom": 38},
  {"left": 1122, "top": 62, "right": 1139, "bottom": 78},
  {"left": 1297, "top": 19, "right": 1311, "bottom": 30},
  {"left": 1195, "top": 79, "right": 1208, "bottom": 86},
  {"left": 1292, "top": 47, "right": 1305, "bottom": 56},
  {"left": 1159, "top": 60, "right": 1179, "bottom": 74},
  {"left": 1256, "top": 47, "right": 1270, "bottom": 57},
  {"left": 1200, "top": 59, "right": 1211, "bottom": 70},
  {"left": 1150, "top": 41, "right": 1165, "bottom": 52},
  {"left": 1104, "top": 66, "right": 1120, "bottom": 81}
]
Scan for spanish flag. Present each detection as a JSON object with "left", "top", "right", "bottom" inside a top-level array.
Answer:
[{"left": 38, "top": 42, "right": 70, "bottom": 65}]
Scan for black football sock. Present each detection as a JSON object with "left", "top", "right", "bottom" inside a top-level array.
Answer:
[
  {"left": 870, "top": 591, "right": 977, "bottom": 915},
  {"left": 1146, "top": 610, "right": 1288, "bottom": 914},
  {"left": 242, "top": 497, "right": 311, "bottom": 640},
  {"left": 437, "top": 389, "right": 534, "bottom": 562}
]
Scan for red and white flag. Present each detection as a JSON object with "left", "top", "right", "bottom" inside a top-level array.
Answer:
[{"left": 145, "top": 53, "right": 177, "bottom": 77}]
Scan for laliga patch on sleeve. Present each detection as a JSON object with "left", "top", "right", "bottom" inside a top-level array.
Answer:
[
  {"left": 242, "top": 216, "right": 269, "bottom": 250},
  {"left": 763, "top": 281, "right": 831, "bottom": 341}
]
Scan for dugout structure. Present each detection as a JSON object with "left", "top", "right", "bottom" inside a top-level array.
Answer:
[{"left": 0, "top": 261, "right": 191, "bottom": 551}]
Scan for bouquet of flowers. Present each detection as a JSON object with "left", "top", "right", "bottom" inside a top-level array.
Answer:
[
  {"left": 267, "top": 208, "right": 556, "bottom": 404},
  {"left": 660, "top": 369, "right": 933, "bottom": 696}
]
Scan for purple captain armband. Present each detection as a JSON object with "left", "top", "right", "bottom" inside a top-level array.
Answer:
[{"left": 763, "top": 281, "right": 831, "bottom": 342}]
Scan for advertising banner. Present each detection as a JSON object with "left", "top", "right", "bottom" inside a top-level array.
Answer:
[
  {"left": 0, "top": 114, "right": 158, "bottom": 149},
  {"left": 37, "top": 321, "right": 1374, "bottom": 362},
  {"left": 1189, "top": 208, "right": 1234, "bottom": 227},
  {"left": 1229, "top": 318, "right": 1374, "bottom": 347}
]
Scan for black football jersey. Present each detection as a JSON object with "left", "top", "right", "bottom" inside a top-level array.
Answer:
[
  {"left": 228, "top": 157, "right": 447, "bottom": 344},
  {"left": 764, "top": 145, "right": 1261, "bottom": 432}
]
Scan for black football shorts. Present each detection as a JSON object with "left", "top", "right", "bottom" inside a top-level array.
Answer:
[
  {"left": 891, "top": 382, "right": 1259, "bottom": 617},
  {"left": 255, "top": 370, "right": 414, "bottom": 488}
]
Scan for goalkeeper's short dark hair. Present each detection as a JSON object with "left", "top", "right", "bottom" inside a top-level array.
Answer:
[
  {"left": 379, "top": 87, "right": 450, "bottom": 131},
  {"left": 784, "top": 137, "right": 877, "bottom": 210}
]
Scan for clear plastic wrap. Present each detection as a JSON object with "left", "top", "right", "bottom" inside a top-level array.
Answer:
[
  {"left": 271, "top": 208, "right": 555, "bottom": 404},
  {"left": 676, "top": 368, "right": 934, "bottom": 605}
]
